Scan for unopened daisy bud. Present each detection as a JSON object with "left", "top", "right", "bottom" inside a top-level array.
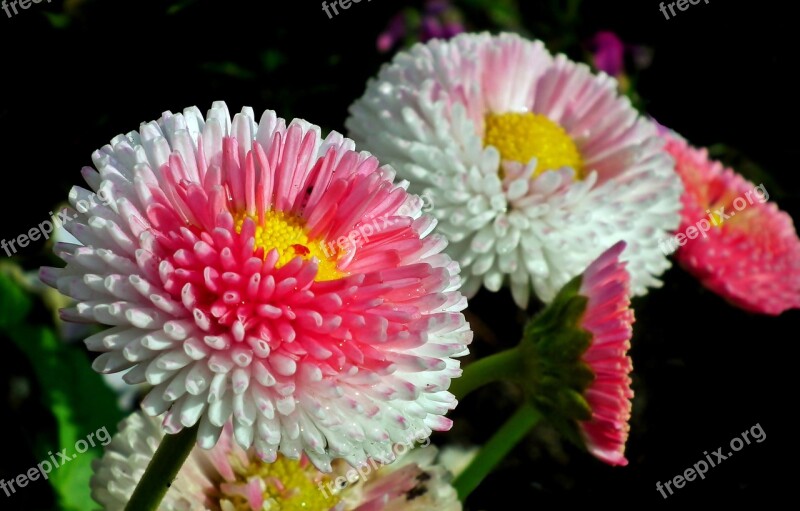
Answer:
[
  {"left": 41, "top": 102, "right": 472, "bottom": 471},
  {"left": 519, "top": 241, "right": 634, "bottom": 466}
]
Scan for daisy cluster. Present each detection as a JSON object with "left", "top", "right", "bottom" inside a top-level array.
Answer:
[{"left": 34, "top": 28, "right": 797, "bottom": 511}]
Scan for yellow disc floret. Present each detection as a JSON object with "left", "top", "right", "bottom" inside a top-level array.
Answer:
[
  {"left": 234, "top": 210, "right": 343, "bottom": 281},
  {"left": 484, "top": 112, "right": 585, "bottom": 179},
  {"left": 220, "top": 454, "right": 341, "bottom": 511}
]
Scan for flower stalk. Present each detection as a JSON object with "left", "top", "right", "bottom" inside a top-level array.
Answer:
[
  {"left": 452, "top": 404, "right": 542, "bottom": 500},
  {"left": 124, "top": 424, "right": 199, "bottom": 511},
  {"left": 449, "top": 346, "right": 523, "bottom": 401}
]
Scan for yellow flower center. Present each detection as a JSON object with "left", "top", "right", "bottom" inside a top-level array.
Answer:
[
  {"left": 220, "top": 455, "right": 341, "bottom": 511},
  {"left": 234, "top": 210, "right": 343, "bottom": 281},
  {"left": 707, "top": 195, "right": 756, "bottom": 230},
  {"left": 484, "top": 112, "right": 584, "bottom": 179},
  {"left": 707, "top": 206, "right": 727, "bottom": 228}
]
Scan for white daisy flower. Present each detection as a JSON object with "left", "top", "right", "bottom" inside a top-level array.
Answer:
[{"left": 347, "top": 32, "right": 682, "bottom": 306}]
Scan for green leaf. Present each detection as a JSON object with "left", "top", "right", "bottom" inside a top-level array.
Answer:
[
  {"left": 167, "top": 0, "right": 200, "bottom": 15},
  {"left": 0, "top": 270, "right": 32, "bottom": 328},
  {"left": 461, "top": 0, "right": 523, "bottom": 29},
  {"left": 42, "top": 12, "right": 72, "bottom": 29},
  {"left": 201, "top": 61, "right": 257, "bottom": 80},
  {"left": 260, "top": 49, "right": 286, "bottom": 72},
  {"left": 2, "top": 275, "right": 123, "bottom": 510}
]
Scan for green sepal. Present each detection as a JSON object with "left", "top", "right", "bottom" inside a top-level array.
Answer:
[{"left": 518, "top": 273, "right": 595, "bottom": 424}]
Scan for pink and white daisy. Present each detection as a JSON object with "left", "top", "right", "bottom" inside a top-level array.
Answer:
[
  {"left": 576, "top": 241, "right": 634, "bottom": 466},
  {"left": 663, "top": 134, "right": 800, "bottom": 315},
  {"left": 91, "top": 411, "right": 462, "bottom": 511},
  {"left": 40, "top": 102, "right": 471, "bottom": 470},
  {"left": 347, "top": 32, "right": 682, "bottom": 307}
]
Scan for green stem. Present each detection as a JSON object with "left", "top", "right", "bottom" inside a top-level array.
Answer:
[
  {"left": 124, "top": 424, "right": 199, "bottom": 511},
  {"left": 449, "top": 346, "right": 523, "bottom": 401},
  {"left": 452, "top": 404, "right": 542, "bottom": 500}
]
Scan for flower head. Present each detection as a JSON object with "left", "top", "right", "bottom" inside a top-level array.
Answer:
[
  {"left": 41, "top": 102, "right": 471, "bottom": 470},
  {"left": 347, "top": 32, "right": 681, "bottom": 307},
  {"left": 520, "top": 242, "right": 633, "bottom": 465},
  {"left": 91, "top": 411, "right": 461, "bottom": 511},
  {"left": 589, "top": 31, "right": 625, "bottom": 77},
  {"left": 664, "top": 134, "right": 800, "bottom": 315},
  {"left": 575, "top": 242, "right": 634, "bottom": 465}
]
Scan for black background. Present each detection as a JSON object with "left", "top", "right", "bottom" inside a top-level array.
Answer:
[{"left": 0, "top": 0, "right": 797, "bottom": 508}]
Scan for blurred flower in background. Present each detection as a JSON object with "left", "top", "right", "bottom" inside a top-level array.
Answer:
[
  {"left": 663, "top": 132, "right": 800, "bottom": 315},
  {"left": 589, "top": 31, "right": 625, "bottom": 77},
  {"left": 377, "top": 0, "right": 465, "bottom": 53},
  {"left": 587, "top": 31, "right": 653, "bottom": 96}
]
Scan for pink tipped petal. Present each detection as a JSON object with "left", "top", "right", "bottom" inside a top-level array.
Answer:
[{"left": 578, "top": 242, "right": 634, "bottom": 466}]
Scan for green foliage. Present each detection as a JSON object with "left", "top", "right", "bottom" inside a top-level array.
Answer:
[
  {"left": 460, "top": 0, "right": 524, "bottom": 30},
  {"left": 1, "top": 273, "right": 123, "bottom": 511},
  {"left": 42, "top": 12, "right": 71, "bottom": 29}
]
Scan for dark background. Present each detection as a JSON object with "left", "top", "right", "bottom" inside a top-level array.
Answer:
[{"left": 0, "top": 0, "right": 796, "bottom": 508}]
